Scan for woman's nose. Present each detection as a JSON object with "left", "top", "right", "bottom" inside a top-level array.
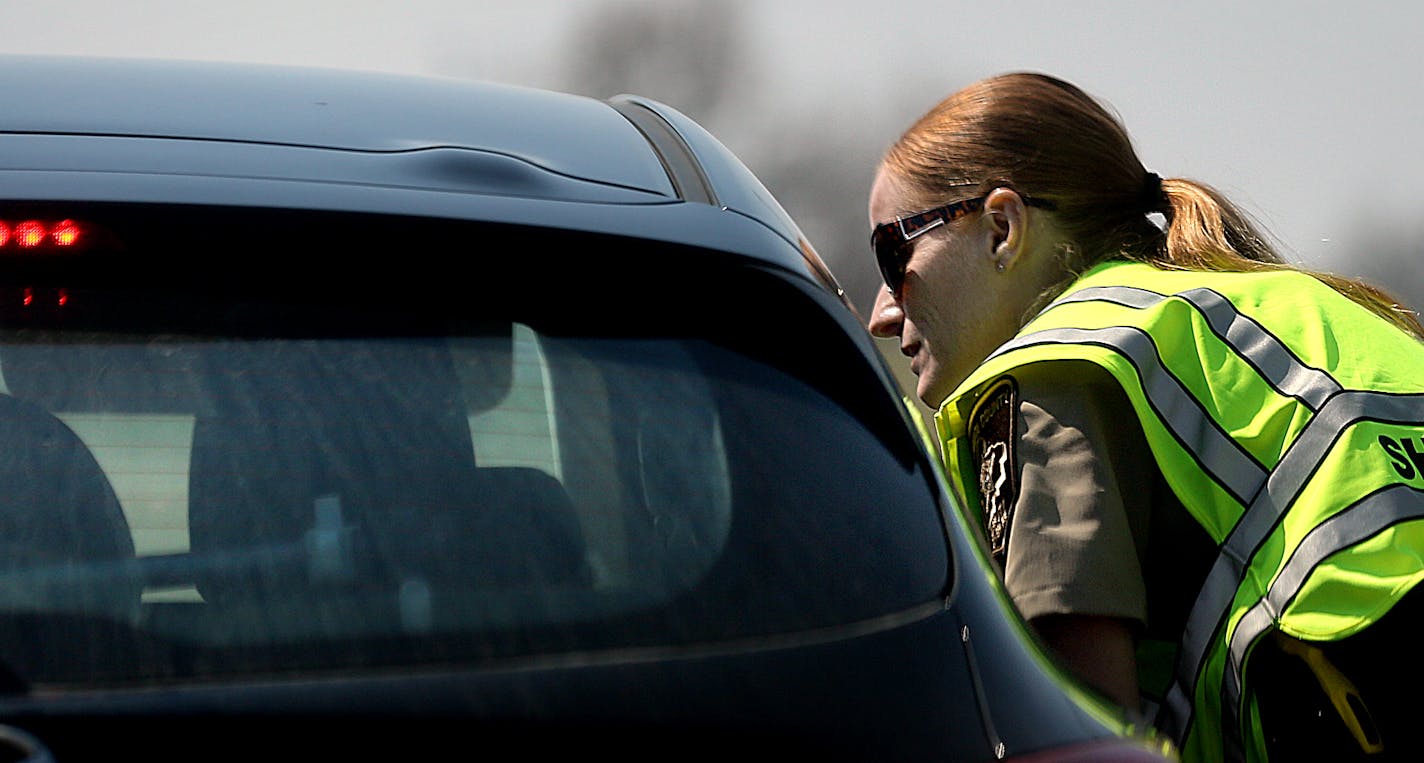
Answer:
[{"left": 867, "top": 287, "right": 904, "bottom": 338}]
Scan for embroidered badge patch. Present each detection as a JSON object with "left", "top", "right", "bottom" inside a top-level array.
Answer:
[{"left": 968, "top": 376, "right": 1018, "bottom": 563}]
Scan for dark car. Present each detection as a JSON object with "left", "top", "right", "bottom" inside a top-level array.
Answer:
[{"left": 0, "top": 55, "right": 1174, "bottom": 762}]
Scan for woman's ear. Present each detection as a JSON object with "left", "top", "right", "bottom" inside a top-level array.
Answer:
[{"left": 984, "top": 187, "right": 1029, "bottom": 273}]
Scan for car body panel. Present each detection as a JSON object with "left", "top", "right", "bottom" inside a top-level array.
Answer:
[
  {"left": 0, "top": 135, "right": 672, "bottom": 203},
  {"left": 0, "top": 55, "right": 838, "bottom": 294},
  {"left": 0, "top": 55, "right": 676, "bottom": 196},
  {"left": 0, "top": 55, "right": 1174, "bottom": 763}
]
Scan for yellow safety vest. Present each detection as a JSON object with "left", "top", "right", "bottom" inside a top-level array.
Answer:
[{"left": 935, "top": 260, "right": 1424, "bottom": 762}]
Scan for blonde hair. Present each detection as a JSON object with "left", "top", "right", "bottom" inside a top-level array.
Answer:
[{"left": 882, "top": 72, "right": 1424, "bottom": 339}]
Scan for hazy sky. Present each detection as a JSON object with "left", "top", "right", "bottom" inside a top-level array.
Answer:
[{"left": 1, "top": 0, "right": 1420, "bottom": 283}]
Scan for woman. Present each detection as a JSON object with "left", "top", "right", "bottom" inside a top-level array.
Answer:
[{"left": 867, "top": 71, "right": 1424, "bottom": 762}]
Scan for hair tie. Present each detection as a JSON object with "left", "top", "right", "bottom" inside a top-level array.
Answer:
[{"left": 1141, "top": 171, "right": 1165, "bottom": 212}]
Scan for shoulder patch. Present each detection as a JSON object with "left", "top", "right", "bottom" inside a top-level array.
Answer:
[{"left": 968, "top": 376, "right": 1019, "bottom": 563}]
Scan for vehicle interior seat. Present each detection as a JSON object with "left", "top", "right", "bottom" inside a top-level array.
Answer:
[
  {"left": 186, "top": 337, "right": 591, "bottom": 626},
  {"left": 457, "top": 465, "right": 591, "bottom": 588},
  {"left": 0, "top": 392, "right": 141, "bottom": 618},
  {"left": 0, "top": 342, "right": 145, "bottom": 683}
]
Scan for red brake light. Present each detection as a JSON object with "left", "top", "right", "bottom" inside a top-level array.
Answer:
[
  {"left": 15, "top": 221, "right": 47, "bottom": 248},
  {"left": 51, "top": 219, "right": 81, "bottom": 246},
  {"left": 18, "top": 286, "right": 70, "bottom": 309},
  {"left": 0, "top": 219, "right": 87, "bottom": 250}
]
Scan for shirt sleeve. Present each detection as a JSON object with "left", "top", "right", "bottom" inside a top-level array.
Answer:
[{"left": 1000, "top": 360, "right": 1153, "bottom": 626}]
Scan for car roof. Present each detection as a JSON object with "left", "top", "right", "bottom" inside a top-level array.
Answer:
[
  {"left": 0, "top": 54, "right": 672, "bottom": 195},
  {"left": 0, "top": 54, "right": 845, "bottom": 300}
]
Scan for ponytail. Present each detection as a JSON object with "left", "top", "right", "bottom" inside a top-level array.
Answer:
[{"left": 1144, "top": 177, "right": 1424, "bottom": 341}]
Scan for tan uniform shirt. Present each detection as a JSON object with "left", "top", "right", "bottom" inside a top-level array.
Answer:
[{"left": 990, "top": 360, "right": 1213, "bottom": 646}]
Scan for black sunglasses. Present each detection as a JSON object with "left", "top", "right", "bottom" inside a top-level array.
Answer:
[{"left": 871, "top": 192, "right": 1055, "bottom": 295}]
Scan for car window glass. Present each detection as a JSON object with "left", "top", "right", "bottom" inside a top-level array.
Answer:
[{"left": 0, "top": 212, "right": 948, "bottom": 690}]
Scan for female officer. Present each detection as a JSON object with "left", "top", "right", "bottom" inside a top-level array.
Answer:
[{"left": 867, "top": 72, "right": 1424, "bottom": 762}]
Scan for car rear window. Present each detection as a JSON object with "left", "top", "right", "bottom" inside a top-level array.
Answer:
[{"left": 0, "top": 205, "right": 948, "bottom": 689}]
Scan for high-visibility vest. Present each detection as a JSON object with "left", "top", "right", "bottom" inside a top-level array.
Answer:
[{"left": 935, "top": 260, "right": 1424, "bottom": 762}]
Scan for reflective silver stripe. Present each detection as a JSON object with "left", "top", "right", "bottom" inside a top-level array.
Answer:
[
  {"left": 1049, "top": 285, "right": 1162, "bottom": 311},
  {"left": 1015, "top": 282, "right": 1423, "bottom": 747},
  {"left": 1227, "top": 393, "right": 1424, "bottom": 562},
  {"left": 1049, "top": 286, "right": 1341, "bottom": 410},
  {"left": 1179, "top": 288, "right": 1340, "bottom": 410},
  {"left": 989, "top": 326, "right": 1266, "bottom": 505},
  {"left": 1161, "top": 391, "right": 1424, "bottom": 744},
  {"left": 1222, "top": 483, "right": 1424, "bottom": 713}
]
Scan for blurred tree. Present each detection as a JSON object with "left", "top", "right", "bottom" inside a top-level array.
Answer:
[
  {"left": 556, "top": 0, "right": 888, "bottom": 315},
  {"left": 554, "top": 0, "right": 936, "bottom": 424},
  {"left": 561, "top": 0, "right": 743, "bottom": 124}
]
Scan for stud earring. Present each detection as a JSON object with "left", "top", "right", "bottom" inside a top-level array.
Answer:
[{"left": 996, "top": 262, "right": 1005, "bottom": 272}]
